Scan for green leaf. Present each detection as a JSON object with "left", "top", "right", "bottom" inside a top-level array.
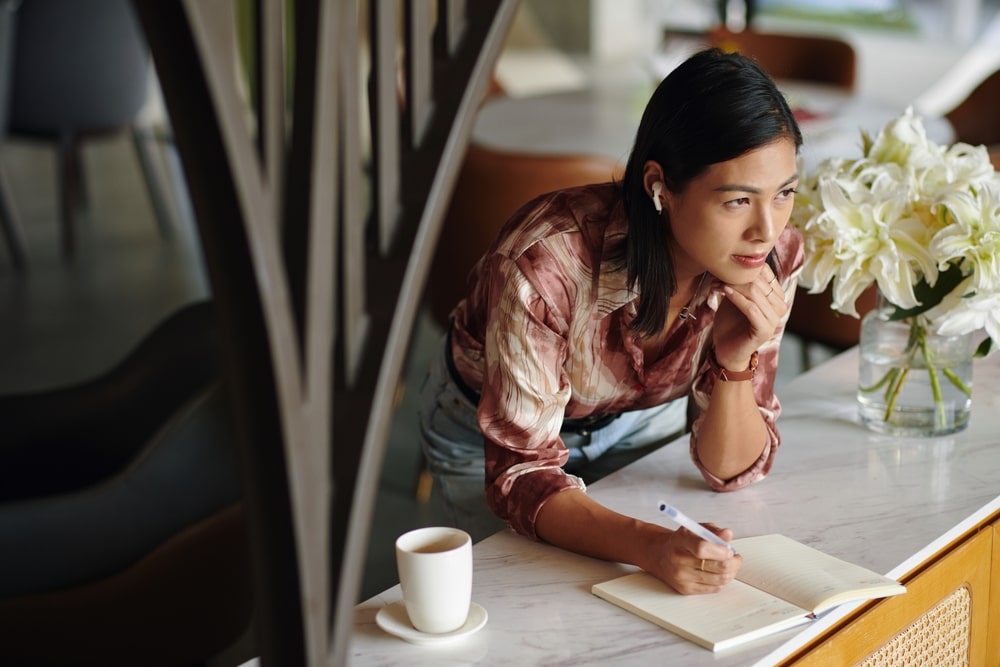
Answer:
[
  {"left": 861, "top": 130, "right": 873, "bottom": 157},
  {"left": 888, "top": 263, "right": 966, "bottom": 320},
  {"left": 974, "top": 337, "right": 993, "bottom": 358}
]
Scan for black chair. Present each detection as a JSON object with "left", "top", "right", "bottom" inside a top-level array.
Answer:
[
  {"left": 6, "top": 0, "right": 180, "bottom": 259},
  {"left": 0, "top": 301, "right": 254, "bottom": 666}
]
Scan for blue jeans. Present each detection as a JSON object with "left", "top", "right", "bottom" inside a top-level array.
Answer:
[{"left": 418, "top": 336, "right": 687, "bottom": 543}]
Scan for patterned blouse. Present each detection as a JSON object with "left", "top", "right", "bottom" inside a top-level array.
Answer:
[{"left": 449, "top": 182, "right": 805, "bottom": 539}]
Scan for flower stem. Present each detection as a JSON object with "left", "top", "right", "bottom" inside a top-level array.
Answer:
[
  {"left": 859, "top": 366, "right": 896, "bottom": 394},
  {"left": 943, "top": 367, "right": 972, "bottom": 397},
  {"left": 860, "top": 297, "right": 973, "bottom": 433},
  {"left": 882, "top": 324, "right": 921, "bottom": 423},
  {"left": 884, "top": 364, "right": 909, "bottom": 421},
  {"left": 919, "top": 330, "right": 946, "bottom": 428}
]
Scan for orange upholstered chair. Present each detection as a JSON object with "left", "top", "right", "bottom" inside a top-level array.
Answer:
[{"left": 425, "top": 143, "right": 622, "bottom": 329}]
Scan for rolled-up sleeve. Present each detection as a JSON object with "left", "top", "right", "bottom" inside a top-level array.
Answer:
[{"left": 479, "top": 253, "right": 585, "bottom": 540}]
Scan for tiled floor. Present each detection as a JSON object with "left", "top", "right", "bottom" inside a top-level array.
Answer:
[
  {"left": 0, "top": 137, "right": 208, "bottom": 392},
  {"left": 1, "top": 1, "right": 991, "bottom": 657}
]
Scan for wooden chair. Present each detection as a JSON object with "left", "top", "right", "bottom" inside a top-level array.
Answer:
[
  {"left": 945, "top": 67, "right": 1000, "bottom": 169},
  {"left": 707, "top": 27, "right": 857, "bottom": 92},
  {"left": 424, "top": 143, "right": 622, "bottom": 329}
]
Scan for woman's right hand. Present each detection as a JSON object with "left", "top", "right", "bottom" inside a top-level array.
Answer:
[
  {"left": 535, "top": 490, "right": 742, "bottom": 594},
  {"left": 641, "top": 523, "right": 742, "bottom": 594}
]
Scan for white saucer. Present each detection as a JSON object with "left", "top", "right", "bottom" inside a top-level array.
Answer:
[{"left": 375, "top": 601, "right": 488, "bottom": 645}]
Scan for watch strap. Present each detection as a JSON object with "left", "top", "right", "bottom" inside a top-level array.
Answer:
[{"left": 713, "top": 349, "right": 758, "bottom": 382}]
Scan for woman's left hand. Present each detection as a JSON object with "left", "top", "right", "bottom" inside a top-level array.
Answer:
[{"left": 713, "top": 266, "right": 786, "bottom": 371}]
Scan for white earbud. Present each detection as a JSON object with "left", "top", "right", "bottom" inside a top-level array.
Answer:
[{"left": 651, "top": 181, "right": 664, "bottom": 213}]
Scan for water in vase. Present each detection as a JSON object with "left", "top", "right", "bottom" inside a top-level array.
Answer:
[{"left": 858, "top": 336, "right": 974, "bottom": 437}]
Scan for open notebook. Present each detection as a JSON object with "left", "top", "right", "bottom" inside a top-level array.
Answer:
[{"left": 592, "top": 534, "right": 906, "bottom": 652}]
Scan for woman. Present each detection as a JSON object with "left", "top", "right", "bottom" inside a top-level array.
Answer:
[{"left": 419, "top": 48, "right": 804, "bottom": 595}]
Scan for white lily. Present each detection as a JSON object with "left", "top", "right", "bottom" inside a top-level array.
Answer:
[
  {"left": 795, "top": 108, "right": 999, "bottom": 433},
  {"left": 791, "top": 108, "right": 1000, "bottom": 353}
]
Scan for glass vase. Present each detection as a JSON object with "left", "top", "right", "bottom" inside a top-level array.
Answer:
[{"left": 857, "top": 297, "right": 975, "bottom": 437}]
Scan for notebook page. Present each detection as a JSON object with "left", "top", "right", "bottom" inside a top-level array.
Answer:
[
  {"left": 734, "top": 534, "right": 905, "bottom": 613},
  {"left": 592, "top": 571, "right": 812, "bottom": 652}
]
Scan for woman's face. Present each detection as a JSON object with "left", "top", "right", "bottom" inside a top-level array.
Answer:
[{"left": 662, "top": 137, "right": 798, "bottom": 285}]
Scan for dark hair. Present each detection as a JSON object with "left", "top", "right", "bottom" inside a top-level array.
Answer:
[{"left": 620, "top": 48, "right": 802, "bottom": 336}]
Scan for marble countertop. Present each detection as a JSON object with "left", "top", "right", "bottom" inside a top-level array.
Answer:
[{"left": 350, "top": 348, "right": 1000, "bottom": 665}]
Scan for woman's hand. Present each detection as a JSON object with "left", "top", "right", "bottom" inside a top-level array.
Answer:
[
  {"left": 536, "top": 491, "right": 741, "bottom": 595},
  {"left": 713, "top": 265, "right": 786, "bottom": 371},
  {"left": 642, "top": 523, "right": 743, "bottom": 595}
]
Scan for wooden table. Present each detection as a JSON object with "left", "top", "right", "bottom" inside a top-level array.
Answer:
[{"left": 350, "top": 348, "right": 1000, "bottom": 665}]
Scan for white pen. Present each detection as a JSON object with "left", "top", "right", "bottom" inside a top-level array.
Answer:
[{"left": 658, "top": 501, "right": 736, "bottom": 554}]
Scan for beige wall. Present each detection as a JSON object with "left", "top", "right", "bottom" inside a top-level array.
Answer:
[{"left": 515, "top": 0, "right": 660, "bottom": 60}]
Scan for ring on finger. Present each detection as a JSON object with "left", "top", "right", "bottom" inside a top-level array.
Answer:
[
  {"left": 699, "top": 559, "right": 705, "bottom": 572},
  {"left": 765, "top": 288, "right": 774, "bottom": 297}
]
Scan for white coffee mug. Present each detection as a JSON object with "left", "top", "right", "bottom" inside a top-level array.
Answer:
[{"left": 395, "top": 526, "right": 472, "bottom": 634}]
